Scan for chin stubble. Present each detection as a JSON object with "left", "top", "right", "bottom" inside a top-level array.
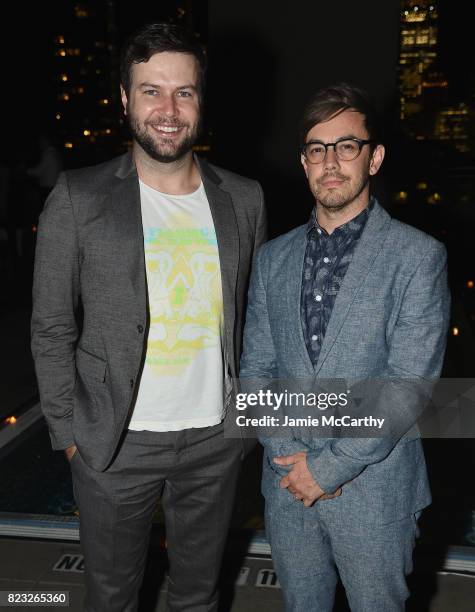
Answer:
[
  {"left": 316, "top": 172, "right": 370, "bottom": 211},
  {"left": 127, "top": 115, "right": 201, "bottom": 163}
]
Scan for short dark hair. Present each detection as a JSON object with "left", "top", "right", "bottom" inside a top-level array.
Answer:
[
  {"left": 120, "top": 23, "right": 207, "bottom": 101},
  {"left": 300, "top": 83, "right": 382, "bottom": 148}
]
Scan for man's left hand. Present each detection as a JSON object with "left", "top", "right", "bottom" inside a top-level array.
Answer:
[{"left": 274, "top": 451, "right": 341, "bottom": 507}]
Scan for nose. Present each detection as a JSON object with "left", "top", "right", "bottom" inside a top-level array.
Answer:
[
  {"left": 323, "top": 145, "right": 340, "bottom": 170},
  {"left": 161, "top": 94, "right": 178, "bottom": 117}
]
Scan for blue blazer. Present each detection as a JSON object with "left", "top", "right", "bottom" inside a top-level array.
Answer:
[{"left": 240, "top": 200, "right": 450, "bottom": 524}]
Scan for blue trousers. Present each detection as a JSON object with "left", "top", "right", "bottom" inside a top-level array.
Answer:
[{"left": 265, "top": 490, "right": 419, "bottom": 612}]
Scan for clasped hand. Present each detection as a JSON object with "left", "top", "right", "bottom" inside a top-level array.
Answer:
[{"left": 273, "top": 451, "right": 342, "bottom": 507}]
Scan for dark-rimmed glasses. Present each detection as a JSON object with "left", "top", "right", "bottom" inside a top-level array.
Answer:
[{"left": 302, "top": 137, "right": 373, "bottom": 164}]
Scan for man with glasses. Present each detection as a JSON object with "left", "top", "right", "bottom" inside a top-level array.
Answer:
[{"left": 240, "top": 83, "right": 449, "bottom": 610}]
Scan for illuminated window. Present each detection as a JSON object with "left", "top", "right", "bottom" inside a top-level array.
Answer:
[
  {"left": 427, "top": 193, "right": 442, "bottom": 205},
  {"left": 394, "top": 191, "right": 408, "bottom": 203},
  {"left": 64, "top": 142, "right": 74, "bottom": 149},
  {"left": 406, "top": 14, "right": 425, "bottom": 22},
  {"left": 99, "top": 98, "right": 109, "bottom": 105},
  {"left": 56, "top": 35, "right": 65, "bottom": 44},
  {"left": 60, "top": 74, "right": 68, "bottom": 82},
  {"left": 75, "top": 5, "right": 89, "bottom": 18},
  {"left": 59, "top": 93, "right": 70, "bottom": 101},
  {"left": 55, "top": 113, "right": 61, "bottom": 120},
  {"left": 83, "top": 129, "right": 91, "bottom": 136},
  {"left": 58, "top": 48, "right": 81, "bottom": 57}
]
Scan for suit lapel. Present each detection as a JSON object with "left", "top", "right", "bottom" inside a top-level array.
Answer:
[
  {"left": 314, "top": 202, "right": 391, "bottom": 375},
  {"left": 286, "top": 228, "right": 316, "bottom": 376},
  {"left": 197, "top": 158, "right": 239, "bottom": 352},
  {"left": 111, "top": 154, "right": 147, "bottom": 315}
]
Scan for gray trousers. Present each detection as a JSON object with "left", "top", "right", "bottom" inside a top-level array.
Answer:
[{"left": 71, "top": 422, "right": 242, "bottom": 612}]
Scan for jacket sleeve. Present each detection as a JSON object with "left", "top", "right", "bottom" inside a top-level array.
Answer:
[
  {"left": 240, "top": 246, "right": 309, "bottom": 466},
  {"left": 307, "top": 241, "right": 450, "bottom": 493},
  {"left": 240, "top": 246, "right": 277, "bottom": 380},
  {"left": 31, "top": 173, "right": 80, "bottom": 450}
]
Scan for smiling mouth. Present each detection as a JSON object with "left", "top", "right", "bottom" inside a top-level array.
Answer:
[
  {"left": 151, "top": 124, "right": 184, "bottom": 135},
  {"left": 149, "top": 123, "right": 186, "bottom": 139}
]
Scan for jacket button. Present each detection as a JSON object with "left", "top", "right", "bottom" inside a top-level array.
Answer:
[
  {"left": 137, "top": 325, "right": 144, "bottom": 334},
  {"left": 129, "top": 379, "right": 134, "bottom": 388}
]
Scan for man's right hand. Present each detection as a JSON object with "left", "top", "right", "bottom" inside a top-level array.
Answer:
[{"left": 64, "top": 445, "right": 77, "bottom": 462}]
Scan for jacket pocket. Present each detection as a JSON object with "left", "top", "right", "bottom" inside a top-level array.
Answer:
[{"left": 76, "top": 347, "right": 107, "bottom": 383}]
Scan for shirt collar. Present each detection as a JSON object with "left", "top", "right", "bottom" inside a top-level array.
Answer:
[{"left": 306, "top": 197, "right": 374, "bottom": 237}]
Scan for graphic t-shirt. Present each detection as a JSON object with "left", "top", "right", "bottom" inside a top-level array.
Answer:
[{"left": 128, "top": 180, "right": 225, "bottom": 431}]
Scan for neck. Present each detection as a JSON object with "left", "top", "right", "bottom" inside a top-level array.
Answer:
[
  {"left": 316, "top": 192, "right": 370, "bottom": 235},
  {"left": 133, "top": 145, "right": 201, "bottom": 195}
]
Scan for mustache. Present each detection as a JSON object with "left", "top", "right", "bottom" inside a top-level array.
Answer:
[
  {"left": 147, "top": 117, "right": 187, "bottom": 128},
  {"left": 317, "top": 173, "right": 348, "bottom": 184}
]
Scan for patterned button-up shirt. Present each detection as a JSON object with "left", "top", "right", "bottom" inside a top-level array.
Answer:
[{"left": 300, "top": 200, "right": 372, "bottom": 366}]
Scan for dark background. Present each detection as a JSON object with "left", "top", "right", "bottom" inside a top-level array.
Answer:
[{"left": 3, "top": 0, "right": 475, "bottom": 232}]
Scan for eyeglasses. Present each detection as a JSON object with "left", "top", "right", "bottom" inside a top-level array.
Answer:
[{"left": 302, "top": 137, "right": 373, "bottom": 164}]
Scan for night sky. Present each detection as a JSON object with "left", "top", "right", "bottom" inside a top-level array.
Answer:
[
  {"left": 3, "top": 0, "right": 474, "bottom": 216},
  {"left": 6, "top": 0, "right": 475, "bottom": 115}
]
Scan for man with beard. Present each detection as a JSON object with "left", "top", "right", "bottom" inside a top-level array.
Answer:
[
  {"left": 240, "top": 84, "right": 449, "bottom": 610},
  {"left": 31, "top": 23, "right": 266, "bottom": 612}
]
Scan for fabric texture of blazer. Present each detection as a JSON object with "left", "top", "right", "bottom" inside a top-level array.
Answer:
[
  {"left": 240, "top": 200, "right": 450, "bottom": 525},
  {"left": 31, "top": 152, "right": 267, "bottom": 471}
]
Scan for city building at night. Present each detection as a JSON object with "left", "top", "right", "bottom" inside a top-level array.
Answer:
[
  {"left": 51, "top": 1, "right": 122, "bottom": 166},
  {"left": 47, "top": 0, "right": 209, "bottom": 167},
  {"left": 398, "top": 0, "right": 474, "bottom": 156},
  {"left": 399, "top": 1, "right": 441, "bottom": 134}
]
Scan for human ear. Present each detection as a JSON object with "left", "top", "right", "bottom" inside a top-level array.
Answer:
[{"left": 369, "top": 144, "right": 385, "bottom": 176}]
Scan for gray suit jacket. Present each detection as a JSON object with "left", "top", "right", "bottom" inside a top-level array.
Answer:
[
  {"left": 31, "top": 152, "right": 267, "bottom": 471},
  {"left": 240, "top": 201, "right": 450, "bottom": 524}
]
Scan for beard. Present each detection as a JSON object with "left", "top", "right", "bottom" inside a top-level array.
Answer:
[
  {"left": 127, "top": 113, "right": 201, "bottom": 163},
  {"left": 314, "top": 171, "right": 370, "bottom": 211}
]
